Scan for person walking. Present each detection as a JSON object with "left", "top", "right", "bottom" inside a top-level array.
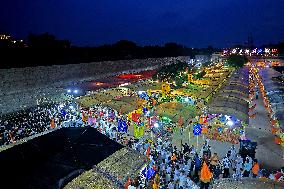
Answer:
[
  {"left": 243, "top": 158, "right": 252, "bottom": 177},
  {"left": 222, "top": 155, "right": 231, "bottom": 178},
  {"left": 200, "top": 161, "right": 213, "bottom": 189},
  {"left": 252, "top": 159, "right": 259, "bottom": 178}
]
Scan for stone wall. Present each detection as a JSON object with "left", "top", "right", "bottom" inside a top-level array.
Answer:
[{"left": 0, "top": 56, "right": 189, "bottom": 114}]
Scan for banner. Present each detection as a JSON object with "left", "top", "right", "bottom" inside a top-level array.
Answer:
[
  {"left": 134, "top": 123, "right": 144, "bottom": 138},
  {"left": 118, "top": 119, "right": 128, "bottom": 133}
]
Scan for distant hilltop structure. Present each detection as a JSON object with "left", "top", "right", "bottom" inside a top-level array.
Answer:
[
  {"left": 222, "top": 47, "right": 278, "bottom": 57},
  {"left": 0, "top": 33, "right": 26, "bottom": 48}
]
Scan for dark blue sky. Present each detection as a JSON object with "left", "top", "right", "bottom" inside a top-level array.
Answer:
[{"left": 1, "top": 0, "right": 284, "bottom": 47}]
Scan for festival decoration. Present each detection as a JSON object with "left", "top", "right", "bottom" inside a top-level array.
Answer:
[
  {"left": 193, "top": 124, "right": 202, "bottom": 136},
  {"left": 201, "top": 127, "right": 208, "bottom": 134},
  {"left": 142, "top": 107, "right": 148, "bottom": 114},
  {"left": 146, "top": 166, "right": 156, "bottom": 181},
  {"left": 134, "top": 123, "right": 145, "bottom": 138},
  {"left": 118, "top": 119, "right": 128, "bottom": 133},
  {"left": 200, "top": 162, "right": 213, "bottom": 183}
]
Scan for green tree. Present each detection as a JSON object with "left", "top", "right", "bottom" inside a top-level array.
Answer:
[
  {"left": 225, "top": 54, "right": 248, "bottom": 68},
  {"left": 153, "top": 60, "right": 189, "bottom": 82}
]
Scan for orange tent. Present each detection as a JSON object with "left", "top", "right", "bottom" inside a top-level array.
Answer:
[
  {"left": 271, "top": 127, "right": 279, "bottom": 134},
  {"left": 271, "top": 119, "right": 277, "bottom": 126},
  {"left": 200, "top": 162, "right": 213, "bottom": 183},
  {"left": 274, "top": 136, "right": 281, "bottom": 145}
]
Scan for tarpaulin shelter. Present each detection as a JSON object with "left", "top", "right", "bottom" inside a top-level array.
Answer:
[{"left": 0, "top": 127, "right": 123, "bottom": 189}]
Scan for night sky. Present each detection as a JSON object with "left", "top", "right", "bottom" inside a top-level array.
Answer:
[{"left": 1, "top": 0, "right": 284, "bottom": 47}]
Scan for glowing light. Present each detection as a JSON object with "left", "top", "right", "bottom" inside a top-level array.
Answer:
[
  {"left": 67, "top": 89, "right": 71, "bottom": 93},
  {"left": 95, "top": 82, "right": 104, "bottom": 86},
  {"left": 154, "top": 123, "right": 159, "bottom": 128},
  {"left": 271, "top": 49, "right": 277, "bottom": 53},
  {"left": 265, "top": 48, "right": 270, "bottom": 53},
  {"left": 184, "top": 97, "right": 189, "bottom": 102},
  {"left": 257, "top": 49, "right": 263, "bottom": 54},
  {"left": 74, "top": 90, "right": 78, "bottom": 94},
  {"left": 227, "top": 120, "right": 234, "bottom": 127},
  {"left": 119, "top": 82, "right": 130, "bottom": 87}
]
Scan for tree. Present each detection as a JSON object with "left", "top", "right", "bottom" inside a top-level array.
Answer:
[
  {"left": 193, "top": 70, "right": 206, "bottom": 79},
  {"left": 153, "top": 60, "right": 189, "bottom": 82},
  {"left": 225, "top": 54, "right": 248, "bottom": 68},
  {"left": 28, "top": 32, "right": 70, "bottom": 48}
]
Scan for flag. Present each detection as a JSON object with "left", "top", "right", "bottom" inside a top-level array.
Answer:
[
  {"left": 124, "top": 177, "right": 131, "bottom": 189},
  {"left": 193, "top": 124, "right": 202, "bottom": 136},
  {"left": 200, "top": 162, "right": 213, "bottom": 183},
  {"left": 201, "top": 127, "right": 208, "bottom": 134},
  {"left": 134, "top": 123, "right": 144, "bottom": 138},
  {"left": 132, "top": 112, "right": 140, "bottom": 122},
  {"left": 146, "top": 166, "right": 155, "bottom": 181},
  {"left": 139, "top": 124, "right": 145, "bottom": 137},
  {"left": 141, "top": 167, "right": 147, "bottom": 178},
  {"left": 118, "top": 119, "right": 128, "bottom": 133},
  {"left": 146, "top": 146, "right": 151, "bottom": 157}
]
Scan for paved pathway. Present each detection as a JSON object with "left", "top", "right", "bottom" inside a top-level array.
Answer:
[{"left": 246, "top": 67, "right": 284, "bottom": 171}]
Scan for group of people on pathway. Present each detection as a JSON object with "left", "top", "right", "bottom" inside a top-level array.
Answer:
[{"left": 1, "top": 100, "right": 284, "bottom": 189}]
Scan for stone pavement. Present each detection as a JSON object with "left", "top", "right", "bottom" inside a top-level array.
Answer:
[
  {"left": 213, "top": 178, "right": 284, "bottom": 189},
  {"left": 247, "top": 67, "right": 284, "bottom": 171}
]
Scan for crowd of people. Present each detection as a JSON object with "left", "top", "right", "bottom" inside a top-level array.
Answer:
[
  {"left": 0, "top": 104, "right": 60, "bottom": 146},
  {"left": 0, "top": 100, "right": 284, "bottom": 189}
]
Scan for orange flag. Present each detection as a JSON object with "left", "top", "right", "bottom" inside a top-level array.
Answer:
[
  {"left": 200, "top": 162, "right": 213, "bottom": 183},
  {"left": 202, "top": 127, "right": 208, "bottom": 134},
  {"left": 146, "top": 146, "right": 151, "bottom": 157},
  {"left": 50, "top": 118, "right": 55, "bottom": 129},
  {"left": 124, "top": 177, "right": 131, "bottom": 189}
]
